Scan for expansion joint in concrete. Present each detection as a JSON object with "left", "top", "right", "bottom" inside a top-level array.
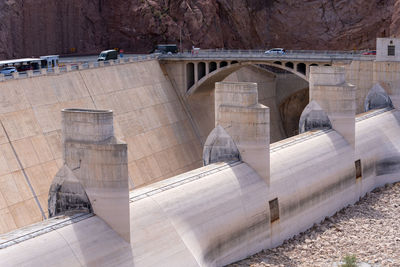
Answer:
[
  {"left": 0, "top": 120, "right": 47, "bottom": 220},
  {"left": 79, "top": 71, "right": 98, "bottom": 109}
]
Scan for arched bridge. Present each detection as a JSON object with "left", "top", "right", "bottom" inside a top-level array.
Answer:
[{"left": 158, "top": 50, "right": 374, "bottom": 96}]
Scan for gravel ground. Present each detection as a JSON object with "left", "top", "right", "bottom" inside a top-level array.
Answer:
[{"left": 230, "top": 183, "right": 400, "bottom": 267}]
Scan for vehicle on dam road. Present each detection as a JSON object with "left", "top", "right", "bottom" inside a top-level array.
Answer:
[
  {"left": 97, "top": 49, "right": 118, "bottom": 61},
  {"left": 362, "top": 50, "right": 376, "bottom": 55},
  {"left": 265, "top": 48, "right": 286, "bottom": 55},
  {"left": 0, "top": 66, "right": 17, "bottom": 75},
  {"left": 153, "top": 44, "right": 179, "bottom": 54}
]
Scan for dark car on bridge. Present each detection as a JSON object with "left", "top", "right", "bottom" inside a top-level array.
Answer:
[{"left": 153, "top": 44, "right": 178, "bottom": 54}]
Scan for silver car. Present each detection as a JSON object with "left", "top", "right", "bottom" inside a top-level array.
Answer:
[
  {"left": 265, "top": 48, "right": 286, "bottom": 55},
  {"left": 0, "top": 67, "right": 17, "bottom": 75}
]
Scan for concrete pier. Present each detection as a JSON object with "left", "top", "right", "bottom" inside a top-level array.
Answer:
[
  {"left": 49, "top": 109, "right": 130, "bottom": 242},
  {"left": 214, "top": 82, "right": 270, "bottom": 183},
  {"left": 309, "top": 66, "right": 356, "bottom": 148}
]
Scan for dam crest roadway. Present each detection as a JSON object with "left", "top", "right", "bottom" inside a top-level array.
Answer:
[{"left": 158, "top": 49, "right": 375, "bottom": 96}]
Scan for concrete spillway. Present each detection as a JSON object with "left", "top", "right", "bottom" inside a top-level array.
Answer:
[{"left": 0, "top": 106, "right": 399, "bottom": 266}]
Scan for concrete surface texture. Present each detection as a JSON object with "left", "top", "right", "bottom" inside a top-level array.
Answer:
[
  {"left": 344, "top": 59, "right": 400, "bottom": 113},
  {"left": 225, "top": 66, "right": 289, "bottom": 143},
  {"left": 1, "top": 102, "right": 400, "bottom": 267},
  {"left": 184, "top": 66, "right": 293, "bottom": 146},
  {"left": 214, "top": 82, "right": 270, "bottom": 182},
  {"left": 1, "top": 56, "right": 400, "bottom": 265},
  {"left": 203, "top": 125, "right": 241, "bottom": 166},
  {"left": 49, "top": 109, "right": 130, "bottom": 242},
  {"left": 376, "top": 38, "right": 400, "bottom": 62},
  {"left": 298, "top": 100, "right": 332, "bottom": 133},
  {"left": 309, "top": 66, "right": 356, "bottom": 148},
  {"left": 364, "top": 83, "right": 393, "bottom": 112},
  {"left": 0, "top": 59, "right": 202, "bottom": 234}
]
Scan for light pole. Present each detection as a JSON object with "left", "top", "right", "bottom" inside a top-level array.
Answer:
[{"left": 179, "top": 26, "right": 183, "bottom": 53}]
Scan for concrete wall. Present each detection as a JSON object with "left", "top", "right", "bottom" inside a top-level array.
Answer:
[
  {"left": 344, "top": 60, "right": 400, "bottom": 113},
  {"left": 0, "top": 60, "right": 203, "bottom": 234},
  {"left": 343, "top": 60, "right": 374, "bottom": 114}
]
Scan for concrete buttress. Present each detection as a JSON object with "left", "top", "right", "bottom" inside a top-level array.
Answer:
[
  {"left": 309, "top": 66, "right": 356, "bottom": 148},
  {"left": 48, "top": 108, "right": 130, "bottom": 242},
  {"left": 212, "top": 82, "right": 270, "bottom": 183}
]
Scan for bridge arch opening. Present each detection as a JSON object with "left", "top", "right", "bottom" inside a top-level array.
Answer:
[
  {"left": 209, "top": 62, "right": 217, "bottom": 73},
  {"left": 324, "top": 64, "right": 331, "bottom": 66},
  {"left": 297, "top": 63, "right": 306, "bottom": 75},
  {"left": 220, "top": 61, "right": 228, "bottom": 68},
  {"left": 285, "top": 62, "right": 294, "bottom": 69},
  {"left": 186, "top": 63, "right": 195, "bottom": 91},
  {"left": 310, "top": 63, "right": 318, "bottom": 67},
  {"left": 231, "top": 61, "right": 238, "bottom": 65},
  {"left": 198, "top": 62, "right": 206, "bottom": 80},
  {"left": 274, "top": 61, "right": 282, "bottom": 65}
]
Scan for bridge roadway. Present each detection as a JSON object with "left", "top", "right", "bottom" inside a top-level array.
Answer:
[{"left": 158, "top": 50, "right": 375, "bottom": 96}]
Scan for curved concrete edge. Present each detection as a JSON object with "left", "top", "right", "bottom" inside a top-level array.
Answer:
[
  {"left": 1, "top": 109, "right": 400, "bottom": 266},
  {"left": 202, "top": 125, "right": 241, "bottom": 166},
  {"left": 364, "top": 83, "right": 394, "bottom": 112},
  {"left": 299, "top": 100, "right": 332, "bottom": 133}
]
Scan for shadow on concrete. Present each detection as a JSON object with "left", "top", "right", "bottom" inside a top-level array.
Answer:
[{"left": 67, "top": 215, "right": 134, "bottom": 266}]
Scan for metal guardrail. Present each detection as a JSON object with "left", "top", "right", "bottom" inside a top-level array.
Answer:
[
  {"left": 0, "top": 54, "right": 159, "bottom": 82},
  {"left": 0, "top": 50, "right": 375, "bottom": 82},
  {"left": 0, "top": 213, "right": 94, "bottom": 249},
  {"left": 158, "top": 49, "right": 375, "bottom": 61},
  {"left": 182, "top": 49, "right": 364, "bottom": 54},
  {"left": 129, "top": 161, "right": 242, "bottom": 203}
]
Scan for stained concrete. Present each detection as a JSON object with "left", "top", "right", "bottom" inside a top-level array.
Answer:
[
  {"left": 364, "top": 83, "right": 393, "bottom": 112},
  {"left": 1, "top": 106, "right": 400, "bottom": 267},
  {"left": 299, "top": 100, "right": 332, "bottom": 133},
  {"left": 310, "top": 66, "right": 356, "bottom": 148},
  {"left": 0, "top": 60, "right": 203, "bottom": 234},
  {"left": 214, "top": 82, "right": 270, "bottom": 182},
  {"left": 203, "top": 125, "right": 240, "bottom": 166},
  {"left": 50, "top": 108, "right": 130, "bottom": 242},
  {"left": 1, "top": 56, "right": 400, "bottom": 266}
]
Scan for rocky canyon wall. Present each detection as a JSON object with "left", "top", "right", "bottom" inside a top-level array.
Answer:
[{"left": 0, "top": 0, "right": 399, "bottom": 59}]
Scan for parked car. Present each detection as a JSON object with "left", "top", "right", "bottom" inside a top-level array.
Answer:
[
  {"left": 265, "top": 48, "right": 286, "bottom": 55},
  {"left": 0, "top": 67, "right": 17, "bottom": 75},
  {"left": 362, "top": 50, "right": 376, "bottom": 55}
]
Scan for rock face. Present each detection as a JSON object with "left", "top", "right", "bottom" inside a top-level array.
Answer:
[{"left": 0, "top": 0, "right": 399, "bottom": 59}]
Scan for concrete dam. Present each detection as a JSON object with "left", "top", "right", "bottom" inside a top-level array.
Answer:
[{"left": 1, "top": 38, "right": 400, "bottom": 266}]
